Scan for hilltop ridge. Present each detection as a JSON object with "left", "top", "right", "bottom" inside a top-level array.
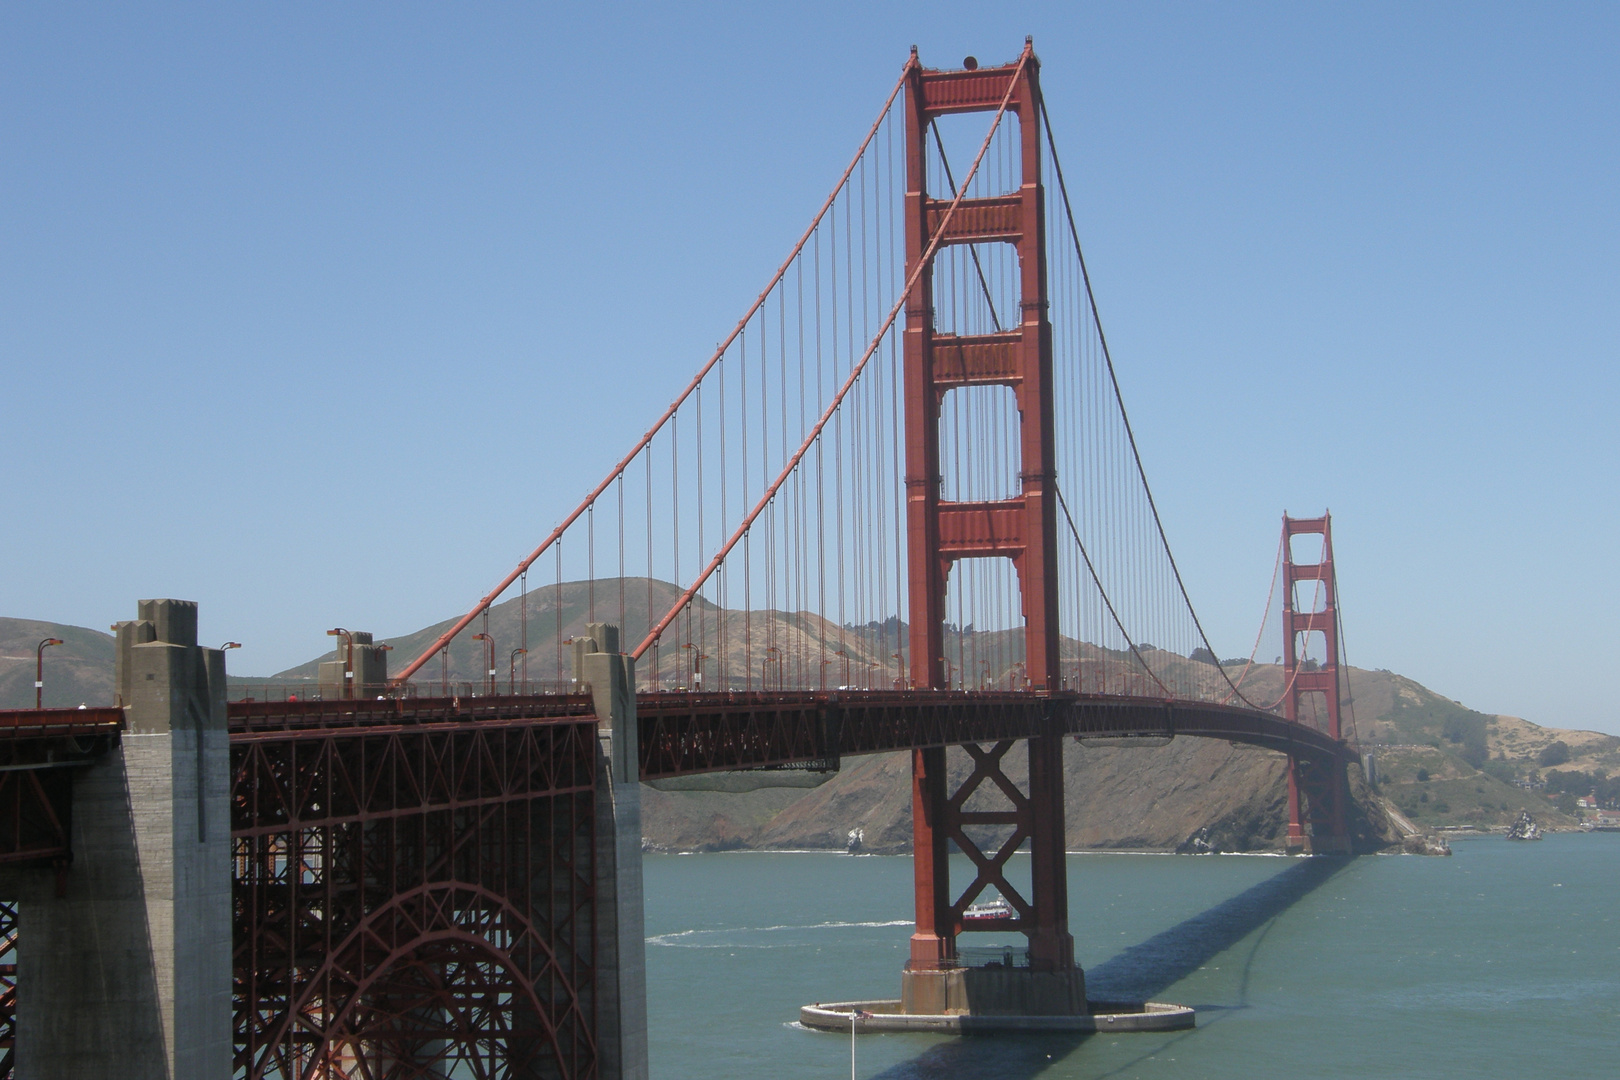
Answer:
[{"left": 5, "top": 597, "right": 1612, "bottom": 851}]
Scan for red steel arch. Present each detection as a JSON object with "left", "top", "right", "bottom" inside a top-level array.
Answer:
[
  {"left": 247, "top": 884, "right": 587, "bottom": 1080},
  {"left": 230, "top": 707, "right": 599, "bottom": 1080}
]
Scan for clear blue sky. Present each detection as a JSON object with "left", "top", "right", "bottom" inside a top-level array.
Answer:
[{"left": 4, "top": 4, "right": 1616, "bottom": 733}]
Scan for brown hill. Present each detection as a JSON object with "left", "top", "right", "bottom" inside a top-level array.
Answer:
[
  {"left": 0, "top": 617, "right": 116, "bottom": 709},
  {"left": 11, "top": 578, "right": 1608, "bottom": 849}
]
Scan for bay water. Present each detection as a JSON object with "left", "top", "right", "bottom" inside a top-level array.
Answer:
[{"left": 644, "top": 833, "right": 1618, "bottom": 1078}]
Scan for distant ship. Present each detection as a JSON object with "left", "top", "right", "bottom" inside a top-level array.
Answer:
[{"left": 962, "top": 894, "right": 1012, "bottom": 923}]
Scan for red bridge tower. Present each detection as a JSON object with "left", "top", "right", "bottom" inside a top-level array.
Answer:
[
  {"left": 901, "top": 43, "right": 1083, "bottom": 1014},
  {"left": 1282, "top": 513, "right": 1353, "bottom": 854}
]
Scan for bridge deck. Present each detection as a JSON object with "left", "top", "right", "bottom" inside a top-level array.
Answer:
[{"left": 218, "top": 690, "right": 1351, "bottom": 778}]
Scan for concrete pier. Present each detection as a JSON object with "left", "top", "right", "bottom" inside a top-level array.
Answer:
[
  {"left": 800, "top": 998, "right": 1195, "bottom": 1034},
  {"left": 579, "top": 623, "right": 649, "bottom": 1080},
  {"left": 0, "top": 599, "right": 232, "bottom": 1079},
  {"left": 900, "top": 964, "right": 1088, "bottom": 1017}
]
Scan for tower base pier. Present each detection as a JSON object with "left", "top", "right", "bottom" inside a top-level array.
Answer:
[
  {"left": 900, "top": 964, "right": 1087, "bottom": 1017},
  {"left": 801, "top": 997, "right": 1194, "bottom": 1035}
]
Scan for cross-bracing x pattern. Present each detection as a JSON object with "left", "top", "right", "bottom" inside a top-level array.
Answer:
[
  {"left": 945, "top": 741, "right": 1034, "bottom": 929},
  {"left": 0, "top": 771, "right": 70, "bottom": 870},
  {"left": 232, "top": 713, "right": 598, "bottom": 1080},
  {"left": 0, "top": 901, "right": 14, "bottom": 1079}
]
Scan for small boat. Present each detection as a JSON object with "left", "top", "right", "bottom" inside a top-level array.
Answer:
[{"left": 962, "top": 895, "right": 1012, "bottom": 923}]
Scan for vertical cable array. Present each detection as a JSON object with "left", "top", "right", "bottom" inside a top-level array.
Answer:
[
  {"left": 394, "top": 67, "right": 916, "bottom": 692},
  {"left": 1039, "top": 94, "right": 1271, "bottom": 707},
  {"left": 392, "top": 51, "right": 1313, "bottom": 718}
]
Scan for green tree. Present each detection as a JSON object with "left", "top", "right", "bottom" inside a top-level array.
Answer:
[
  {"left": 1539, "top": 741, "right": 1571, "bottom": 768},
  {"left": 1442, "top": 713, "right": 1489, "bottom": 769}
]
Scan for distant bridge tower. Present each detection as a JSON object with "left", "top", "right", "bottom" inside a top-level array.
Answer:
[
  {"left": 901, "top": 42, "right": 1083, "bottom": 1015},
  {"left": 1282, "top": 514, "right": 1352, "bottom": 854}
]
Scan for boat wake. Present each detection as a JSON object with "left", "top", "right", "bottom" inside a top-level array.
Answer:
[{"left": 646, "top": 919, "right": 911, "bottom": 948}]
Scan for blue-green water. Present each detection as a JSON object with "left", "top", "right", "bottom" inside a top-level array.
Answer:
[{"left": 644, "top": 834, "right": 1619, "bottom": 1078}]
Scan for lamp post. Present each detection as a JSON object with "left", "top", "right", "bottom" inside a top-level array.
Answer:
[
  {"left": 891, "top": 652, "right": 905, "bottom": 690},
  {"left": 680, "top": 642, "right": 698, "bottom": 691},
  {"left": 763, "top": 646, "right": 781, "bottom": 692},
  {"left": 35, "top": 637, "right": 63, "bottom": 709},
  {"left": 509, "top": 648, "right": 527, "bottom": 694},
  {"left": 372, "top": 644, "right": 393, "bottom": 697},
  {"left": 472, "top": 633, "right": 496, "bottom": 696},
  {"left": 834, "top": 649, "right": 851, "bottom": 688},
  {"left": 326, "top": 628, "right": 354, "bottom": 699}
]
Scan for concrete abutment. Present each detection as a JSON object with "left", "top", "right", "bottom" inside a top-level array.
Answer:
[{"left": 0, "top": 599, "right": 232, "bottom": 1080}]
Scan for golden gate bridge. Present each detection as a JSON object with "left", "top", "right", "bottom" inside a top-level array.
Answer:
[{"left": 0, "top": 42, "right": 1360, "bottom": 1080}]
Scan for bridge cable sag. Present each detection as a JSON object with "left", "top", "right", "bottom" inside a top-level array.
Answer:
[
  {"left": 393, "top": 64, "right": 914, "bottom": 686},
  {"left": 633, "top": 54, "right": 1032, "bottom": 661},
  {"left": 1038, "top": 91, "right": 1268, "bottom": 713},
  {"left": 1053, "top": 483, "right": 1174, "bottom": 698}
]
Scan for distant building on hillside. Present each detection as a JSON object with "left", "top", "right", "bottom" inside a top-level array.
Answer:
[{"left": 1583, "top": 808, "right": 1620, "bottom": 831}]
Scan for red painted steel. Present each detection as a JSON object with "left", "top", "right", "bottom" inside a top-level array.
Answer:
[
  {"left": 902, "top": 43, "right": 1074, "bottom": 973},
  {"left": 635, "top": 689, "right": 1353, "bottom": 780},
  {"left": 1282, "top": 513, "right": 1352, "bottom": 853},
  {"left": 0, "top": 902, "right": 12, "bottom": 1080},
  {"left": 229, "top": 703, "right": 599, "bottom": 1079},
  {"left": 0, "top": 709, "right": 122, "bottom": 871},
  {"left": 630, "top": 47, "right": 1025, "bottom": 666}
]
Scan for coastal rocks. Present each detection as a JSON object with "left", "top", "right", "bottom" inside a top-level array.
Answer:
[
  {"left": 1401, "top": 833, "right": 1452, "bottom": 856},
  {"left": 1505, "top": 809, "right": 1543, "bottom": 841},
  {"left": 1178, "top": 827, "right": 1215, "bottom": 854}
]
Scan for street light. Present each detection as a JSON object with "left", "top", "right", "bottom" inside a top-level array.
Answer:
[
  {"left": 220, "top": 642, "right": 242, "bottom": 652},
  {"left": 680, "top": 642, "right": 698, "bottom": 691},
  {"left": 834, "top": 649, "right": 852, "bottom": 688},
  {"left": 472, "top": 633, "right": 496, "bottom": 696},
  {"left": 327, "top": 628, "right": 355, "bottom": 699},
  {"left": 372, "top": 644, "right": 393, "bottom": 698},
  {"left": 509, "top": 648, "right": 528, "bottom": 694},
  {"left": 35, "top": 637, "right": 63, "bottom": 709},
  {"left": 763, "top": 646, "right": 781, "bottom": 692}
]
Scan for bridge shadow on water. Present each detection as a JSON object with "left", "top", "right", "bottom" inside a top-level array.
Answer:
[{"left": 868, "top": 856, "right": 1350, "bottom": 1080}]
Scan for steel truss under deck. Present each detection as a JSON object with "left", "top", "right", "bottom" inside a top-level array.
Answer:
[{"left": 231, "top": 705, "right": 600, "bottom": 1080}]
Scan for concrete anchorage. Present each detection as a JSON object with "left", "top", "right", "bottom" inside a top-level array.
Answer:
[
  {"left": 577, "top": 623, "right": 649, "bottom": 1080},
  {"left": 317, "top": 630, "right": 390, "bottom": 699},
  {"left": 0, "top": 599, "right": 232, "bottom": 1079}
]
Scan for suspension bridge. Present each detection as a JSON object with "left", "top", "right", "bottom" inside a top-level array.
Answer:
[{"left": 0, "top": 42, "right": 1361, "bottom": 1080}]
